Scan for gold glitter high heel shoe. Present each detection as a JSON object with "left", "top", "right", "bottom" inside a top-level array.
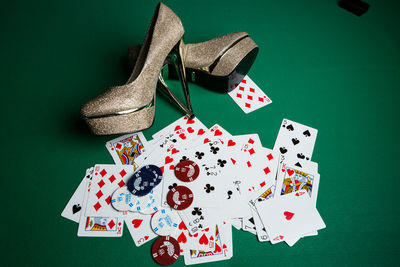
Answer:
[
  {"left": 127, "top": 32, "right": 258, "bottom": 93},
  {"left": 81, "top": 3, "right": 191, "bottom": 135}
]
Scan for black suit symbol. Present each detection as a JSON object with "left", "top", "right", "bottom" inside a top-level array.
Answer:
[
  {"left": 217, "top": 159, "right": 227, "bottom": 167},
  {"left": 280, "top": 147, "right": 288, "bottom": 154},
  {"left": 72, "top": 204, "right": 81, "bottom": 214},
  {"left": 303, "top": 130, "right": 311, "bottom": 137},
  {"left": 210, "top": 146, "right": 219, "bottom": 154},
  {"left": 195, "top": 152, "right": 204, "bottom": 159},
  {"left": 180, "top": 156, "right": 189, "bottom": 162},
  {"left": 204, "top": 184, "right": 215, "bottom": 193},
  {"left": 297, "top": 153, "right": 305, "bottom": 159},
  {"left": 292, "top": 138, "right": 300, "bottom": 145},
  {"left": 192, "top": 207, "right": 202, "bottom": 216},
  {"left": 286, "top": 124, "right": 294, "bottom": 131},
  {"left": 168, "top": 183, "right": 177, "bottom": 190},
  {"left": 295, "top": 162, "right": 302, "bottom": 168}
]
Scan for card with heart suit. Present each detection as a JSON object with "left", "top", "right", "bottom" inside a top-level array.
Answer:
[
  {"left": 152, "top": 116, "right": 207, "bottom": 141},
  {"left": 228, "top": 75, "right": 272, "bottom": 114},
  {"left": 106, "top": 132, "right": 148, "bottom": 168},
  {"left": 61, "top": 167, "right": 93, "bottom": 223},
  {"left": 78, "top": 177, "right": 124, "bottom": 237},
  {"left": 170, "top": 220, "right": 191, "bottom": 255},
  {"left": 85, "top": 164, "right": 135, "bottom": 217},
  {"left": 255, "top": 190, "right": 325, "bottom": 244},
  {"left": 273, "top": 119, "right": 318, "bottom": 165},
  {"left": 125, "top": 213, "right": 157, "bottom": 247},
  {"left": 184, "top": 222, "right": 232, "bottom": 265},
  {"left": 274, "top": 154, "right": 319, "bottom": 246},
  {"left": 275, "top": 159, "right": 320, "bottom": 205}
]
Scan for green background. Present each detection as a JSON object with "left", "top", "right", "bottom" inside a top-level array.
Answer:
[{"left": 1, "top": 0, "right": 399, "bottom": 266}]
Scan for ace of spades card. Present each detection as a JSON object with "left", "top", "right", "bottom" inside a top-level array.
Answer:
[
  {"left": 273, "top": 118, "right": 318, "bottom": 164},
  {"left": 61, "top": 167, "right": 94, "bottom": 223}
]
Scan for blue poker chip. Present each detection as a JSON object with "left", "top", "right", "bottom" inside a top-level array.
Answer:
[
  {"left": 140, "top": 165, "right": 163, "bottom": 185},
  {"left": 127, "top": 169, "right": 155, "bottom": 196}
]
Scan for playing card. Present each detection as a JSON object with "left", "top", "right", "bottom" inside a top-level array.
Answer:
[
  {"left": 106, "top": 132, "right": 148, "bottom": 167},
  {"left": 125, "top": 213, "right": 157, "bottom": 247},
  {"left": 78, "top": 176, "right": 124, "bottom": 237},
  {"left": 228, "top": 75, "right": 272, "bottom": 114},
  {"left": 238, "top": 147, "right": 279, "bottom": 196},
  {"left": 170, "top": 220, "right": 191, "bottom": 255},
  {"left": 61, "top": 167, "right": 93, "bottom": 223},
  {"left": 273, "top": 118, "right": 318, "bottom": 164},
  {"left": 161, "top": 138, "right": 233, "bottom": 208},
  {"left": 178, "top": 207, "right": 221, "bottom": 235},
  {"left": 85, "top": 164, "right": 135, "bottom": 217},
  {"left": 251, "top": 207, "right": 269, "bottom": 242},
  {"left": 184, "top": 222, "right": 232, "bottom": 265},
  {"left": 152, "top": 116, "right": 207, "bottom": 142},
  {"left": 275, "top": 159, "right": 320, "bottom": 205},
  {"left": 255, "top": 190, "right": 325, "bottom": 244}
]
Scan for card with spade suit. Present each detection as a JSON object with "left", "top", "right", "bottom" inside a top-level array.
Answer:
[
  {"left": 61, "top": 167, "right": 93, "bottom": 223},
  {"left": 273, "top": 118, "right": 318, "bottom": 164}
]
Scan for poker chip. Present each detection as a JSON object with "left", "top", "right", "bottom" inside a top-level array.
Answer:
[
  {"left": 140, "top": 164, "right": 163, "bottom": 185},
  {"left": 151, "top": 208, "right": 179, "bottom": 236},
  {"left": 127, "top": 169, "right": 155, "bottom": 196},
  {"left": 174, "top": 160, "right": 200, "bottom": 182},
  {"left": 167, "top": 186, "right": 193, "bottom": 210},
  {"left": 131, "top": 189, "right": 154, "bottom": 212},
  {"left": 151, "top": 236, "right": 180, "bottom": 266},
  {"left": 139, "top": 196, "right": 159, "bottom": 214},
  {"left": 111, "top": 186, "right": 137, "bottom": 212}
]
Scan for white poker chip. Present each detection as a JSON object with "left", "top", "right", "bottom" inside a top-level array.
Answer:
[
  {"left": 139, "top": 197, "right": 159, "bottom": 215},
  {"left": 151, "top": 208, "right": 179, "bottom": 236},
  {"left": 131, "top": 189, "right": 154, "bottom": 212},
  {"left": 111, "top": 186, "right": 137, "bottom": 212}
]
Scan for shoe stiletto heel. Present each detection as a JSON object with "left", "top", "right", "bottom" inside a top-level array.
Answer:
[
  {"left": 81, "top": 3, "right": 188, "bottom": 135},
  {"left": 157, "top": 40, "right": 194, "bottom": 118},
  {"left": 127, "top": 32, "right": 259, "bottom": 93}
]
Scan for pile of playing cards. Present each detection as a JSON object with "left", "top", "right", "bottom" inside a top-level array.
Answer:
[{"left": 62, "top": 116, "right": 325, "bottom": 265}]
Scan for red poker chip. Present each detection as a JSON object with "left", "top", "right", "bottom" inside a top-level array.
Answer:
[
  {"left": 152, "top": 236, "right": 180, "bottom": 266},
  {"left": 167, "top": 186, "right": 194, "bottom": 210},
  {"left": 174, "top": 160, "right": 200, "bottom": 182}
]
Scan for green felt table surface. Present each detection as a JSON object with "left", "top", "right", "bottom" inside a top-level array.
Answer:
[{"left": 1, "top": 0, "right": 399, "bottom": 266}]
